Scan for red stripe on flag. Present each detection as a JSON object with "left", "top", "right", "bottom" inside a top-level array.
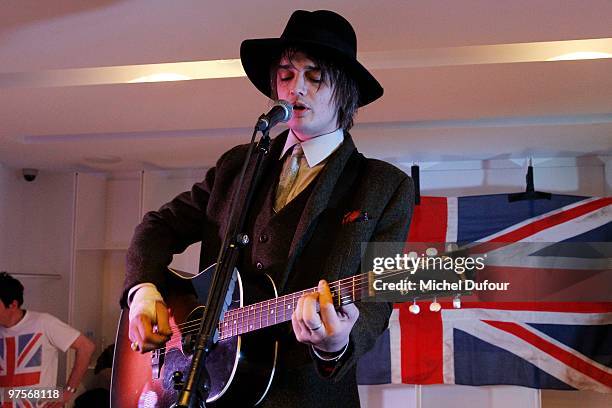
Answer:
[
  {"left": 488, "top": 197, "right": 612, "bottom": 243},
  {"left": 16, "top": 333, "right": 42, "bottom": 366},
  {"left": 6, "top": 337, "right": 15, "bottom": 376},
  {"left": 406, "top": 196, "right": 448, "bottom": 243},
  {"left": 0, "top": 372, "right": 41, "bottom": 388},
  {"left": 483, "top": 320, "right": 612, "bottom": 388},
  {"left": 399, "top": 303, "right": 444, "bottom": 384}
]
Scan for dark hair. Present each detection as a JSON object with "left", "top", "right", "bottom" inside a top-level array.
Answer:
[
  {"left": 0, "top": 272, "right": 24, "bottom": 307},
  {"left": 94, "top": 344, "right": 115, "bottom": 374},
  {"left": 269, "top": 46, "right": 360, "bottom": 131}
]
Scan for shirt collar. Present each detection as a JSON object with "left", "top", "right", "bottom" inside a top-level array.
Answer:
[{"left": 280, "top": 128, "right": 344, "bottom": 167}]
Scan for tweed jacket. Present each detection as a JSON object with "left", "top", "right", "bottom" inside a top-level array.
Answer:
[{"left": 122, "top": 130, "right": 414, "bottom": 407}]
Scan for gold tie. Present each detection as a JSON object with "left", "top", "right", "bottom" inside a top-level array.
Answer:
[{"left": 274, "top": 144, "right": 305, "bottom": 212}]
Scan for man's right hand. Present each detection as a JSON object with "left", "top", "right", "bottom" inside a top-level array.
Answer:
[{"left": 128, "top": 301, "right": 172, "bottom": 353}]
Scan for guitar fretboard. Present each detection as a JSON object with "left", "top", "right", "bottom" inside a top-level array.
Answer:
[{"left": 217, "top": 273, "right": 367, "bottom": 340}]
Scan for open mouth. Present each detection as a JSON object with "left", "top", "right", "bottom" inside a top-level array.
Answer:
[{"left": 293, "top": 103, "right": 309, "bottom": 112}]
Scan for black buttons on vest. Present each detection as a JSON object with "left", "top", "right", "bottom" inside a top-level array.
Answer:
[
  {"left": 256, "top": 262, "right": 264, "bottom": 270},
  {"left": 259, "top": 233, "right": 269, "bottom": 243},
  {"left": 237, "top": 233, "right": 250, "bottom": 247}
]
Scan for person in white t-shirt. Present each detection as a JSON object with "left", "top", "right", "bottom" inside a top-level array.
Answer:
[{"left": 0, "top": 272, "right": 95, "bottom": 407}]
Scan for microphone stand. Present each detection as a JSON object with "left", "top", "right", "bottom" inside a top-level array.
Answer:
[{"left": 175, "top": 121, "right": 272, "bottom": 408}]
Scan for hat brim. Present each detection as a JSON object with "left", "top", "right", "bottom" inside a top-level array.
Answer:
[{"left": 240, "top": 38, "right": 383, "bottom": 107}]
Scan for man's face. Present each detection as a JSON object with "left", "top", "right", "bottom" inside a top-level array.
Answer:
[
  {"left": 275, "top": 52, "right": 339, "bottom": 141},
  {"left": 0, "top": 301, "right": 12, "bottom": 327},
  {"left": 0, "top": 300, "right": 18, "bottom": 328}
]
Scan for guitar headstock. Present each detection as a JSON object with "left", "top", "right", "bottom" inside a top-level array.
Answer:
[{"left": 361, "top": 242, "right": 478, "bottom": 312}]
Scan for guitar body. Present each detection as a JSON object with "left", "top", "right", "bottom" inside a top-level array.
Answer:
[{"left": 111, "top": 265, "right": 279, "bottom": 407}]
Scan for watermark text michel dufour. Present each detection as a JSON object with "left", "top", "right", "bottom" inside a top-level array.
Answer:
[
  {"left": 370, "top": 252, "right": 511, "bottom": 293},
  {"left": 371, "top": 278, "right": 510, "bottom": 292}
]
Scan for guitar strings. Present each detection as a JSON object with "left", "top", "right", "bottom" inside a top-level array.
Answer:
[
  {"left": 167, "top": 267, "right": 408, "bottom": 332},
  {"left": 149, "top": 268, "right": 426, "bottom": 354},
  {"left": 162, "top": 268, "right": 417, "bottom": 339},
  {"left": 164, "top": 273, "right": 378, "bottom": 337},
  {"left": 164, "top": 246, "right": 466, "bottom": 331},
  {"left": 156, "top": 281, "right": 396, "bottom": 353}
]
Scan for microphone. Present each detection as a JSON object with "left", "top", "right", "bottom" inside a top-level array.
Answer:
[{"left": 255, "top": 100, "right": 293, "bottom": 132}]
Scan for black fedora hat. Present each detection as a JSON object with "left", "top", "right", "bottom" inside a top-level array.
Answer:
[{"left": 240, "top": 10, "right": 383, "bottom": 107}]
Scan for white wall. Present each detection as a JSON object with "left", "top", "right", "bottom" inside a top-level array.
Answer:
[
  {"left": 393, "top": 156, "right": 608, "bottom": 197},
  {"left": 604, "top": 155, "right": 612, "bottom": 196},
  {"left": 0, "top": 166, "right": 74, "bottom": 318},
  {"left": 0, "top": 165, "right": 75, "bottom": 385},
  {"left": 72, "top": 172, "right": 142, "bottom": 358},
  {"left": 0, "top": 164, "right": 11, "bottom": 271}
]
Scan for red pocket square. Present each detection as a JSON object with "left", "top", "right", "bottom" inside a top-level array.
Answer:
[{"left": 342, "top": 210, "right": 369, "bottom": 225}]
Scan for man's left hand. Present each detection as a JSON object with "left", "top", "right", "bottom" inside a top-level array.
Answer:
[{"left": 292, "top": 280, "right": 359, "bottom": 353}]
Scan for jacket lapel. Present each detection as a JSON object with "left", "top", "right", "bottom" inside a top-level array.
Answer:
[{"left": 279, "top": 133, "right": 357, "bottom": 289}]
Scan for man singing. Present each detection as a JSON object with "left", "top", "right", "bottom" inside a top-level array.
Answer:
[{"left": 123, "top": 10, "right": 413, "bottom": 407}]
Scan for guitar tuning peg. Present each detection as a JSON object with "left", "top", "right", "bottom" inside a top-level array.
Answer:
[
  {"left": 409, "top": 299, "right": 420, "bottom": 314},
  {"left": 453, "top": 294, "right": 462, "bottom": 309},
  {"left": 429, "top": 297, "right": 441, "bottom": 312}
]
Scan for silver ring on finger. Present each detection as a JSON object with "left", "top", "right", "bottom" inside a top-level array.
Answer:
[
  {"left": 308, "top": 324, "right": 322, "bottom": 331},
  {"left": 131, "top": 341, "right": 140, "bottom": 351}
]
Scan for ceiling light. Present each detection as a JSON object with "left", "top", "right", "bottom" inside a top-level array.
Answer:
[
  {"left": 547, "top": 51, "right": 612, "bottom": 61},
  {"left": 126, "top": 60, "right": 245, "bottom": 83},
  {"left": 129, "top": 73, "right": 192, "bottom": 83}
]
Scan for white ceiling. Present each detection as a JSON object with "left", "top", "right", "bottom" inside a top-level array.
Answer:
[{"left": 1, "top": 0, "right": 611, "bottom": 171}]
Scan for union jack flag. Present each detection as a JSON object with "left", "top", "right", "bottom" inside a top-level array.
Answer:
[
  {"left": 0, "top": 333, "right": 42, "bottom": 408},
  {"left": 0, "top": 396, "right": 34, "bottom": 408},
  {"left": 357, "top": 194, "right": 612, "bottom": 391},
  {"left": 0, "top": 333, "right": 43, "bottom": 388}
]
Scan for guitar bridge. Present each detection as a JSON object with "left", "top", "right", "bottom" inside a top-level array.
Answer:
[{"left": 151, "top": 348, "right": 165, "bottom": 379}]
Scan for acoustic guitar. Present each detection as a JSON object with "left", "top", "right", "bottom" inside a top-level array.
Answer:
[{"left": 111, "top": 263, "right": 464, "bottom": 407}]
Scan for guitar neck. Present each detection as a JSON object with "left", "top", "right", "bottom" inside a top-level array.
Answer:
[{"left": 217, "top": 272, "right": 369, "bottom": 340}]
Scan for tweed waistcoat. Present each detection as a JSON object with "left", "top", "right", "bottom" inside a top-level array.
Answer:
[{"left": 239, "top": 157, "right": 316, "bottom": 288}]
